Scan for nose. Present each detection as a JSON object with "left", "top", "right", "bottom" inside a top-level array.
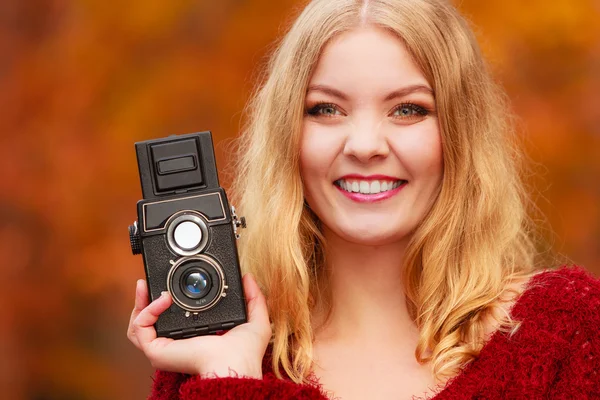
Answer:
[{"left": 342, "top": 118, "right": 389, "bottom": 163}]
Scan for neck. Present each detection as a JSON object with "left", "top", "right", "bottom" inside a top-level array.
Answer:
[{"left": 314, "top": 227, "right": 418, "bottom": 346}]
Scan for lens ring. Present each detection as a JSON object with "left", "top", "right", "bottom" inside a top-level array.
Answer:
[
  {"left": 167, "top": 255, "right": 226, "bottom": 312},
  {"left": 165, "top": 211, "right": 209, "bottom": 256}
]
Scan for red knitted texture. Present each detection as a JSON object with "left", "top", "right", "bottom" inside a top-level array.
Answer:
[{"left": 148, "top": 266, "right": 600, "bottom": 399}]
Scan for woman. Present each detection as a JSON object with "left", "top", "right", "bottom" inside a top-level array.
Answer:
[{"left": 127, "top": 0, "right": 600, "bottom": 398}]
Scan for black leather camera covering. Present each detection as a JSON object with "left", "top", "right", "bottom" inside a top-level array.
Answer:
[{"left": 142, "top": 219, "right": 247, "bottom": 338}]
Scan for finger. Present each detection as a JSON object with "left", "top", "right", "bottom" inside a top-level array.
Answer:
[
  {"left": 127, "top": 279, "right": 148, "bottom": 348},
  {"left": 243, "top": 273, "right": 271, "bottom": 335},
  {"left": 135, "top": 279, "right": 149, "bottom": 312},
  {"left": 133, "top": 291, "right": 173, "bottom": 351}
]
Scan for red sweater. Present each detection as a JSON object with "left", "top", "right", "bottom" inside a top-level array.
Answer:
[{"left": 148, "top": 266, "right": 600, "bottom": 399}]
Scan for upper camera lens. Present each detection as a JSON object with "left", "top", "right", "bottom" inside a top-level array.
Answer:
[
  {"left": 166, "top": 213, "right": 209, "bottom": 257},
  {"left": 181, "top": 269, "right": 212, "bottom": 299}
]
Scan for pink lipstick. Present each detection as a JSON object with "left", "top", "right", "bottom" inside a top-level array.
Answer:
[{"left": 334, "top": 175, "right": 407, "bottom": 203}]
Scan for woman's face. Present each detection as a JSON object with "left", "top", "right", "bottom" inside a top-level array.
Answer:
[{"left": 300, "top": 26, "right": 443, "bottom": 246}]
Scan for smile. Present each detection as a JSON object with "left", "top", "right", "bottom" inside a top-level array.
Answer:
[{"left": 334, "top": 179, "right": 407, "bottom": 194}]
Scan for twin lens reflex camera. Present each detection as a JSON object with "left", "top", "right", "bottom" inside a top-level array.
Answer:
[{"left": 128, "top": 131, "right": 247, "bottom": 339}]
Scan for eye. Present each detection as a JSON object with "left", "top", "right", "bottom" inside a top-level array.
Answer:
[
  {"left": 391, "top": 103, "right": 429, "bottom": 120},
  {"left": 305, "top": 102, "right": 343, "bottom": 117}
]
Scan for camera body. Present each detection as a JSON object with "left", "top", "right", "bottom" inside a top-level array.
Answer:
[{"left": 128, "top": 131, "right": 247, "bottom": 339}]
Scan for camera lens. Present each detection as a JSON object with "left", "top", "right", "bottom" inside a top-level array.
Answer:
[
  {"left": 182, "top": 269, "right": 212, "bottom": 299},
  {"left": 167, "top": 255, "right": 226, "bottom": 312},
  {"left": 166, "top": 213, "right": 209, "bottom": 257}
]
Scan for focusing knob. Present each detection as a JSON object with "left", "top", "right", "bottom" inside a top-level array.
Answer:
[
  {"left": 129, "top": 221, "right": 142, "bottom": 255},
  {"left": 231, "top": 205, "right": 246, "bottom": 239}
]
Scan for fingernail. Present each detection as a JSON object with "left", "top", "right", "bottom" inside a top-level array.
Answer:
[{"left": 161, "top": 291, "right": 168, "bottom": 297}]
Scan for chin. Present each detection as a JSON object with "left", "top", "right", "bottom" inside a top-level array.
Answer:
[{"left": 332, "top": 221, "right": 412, "bottom": 247}]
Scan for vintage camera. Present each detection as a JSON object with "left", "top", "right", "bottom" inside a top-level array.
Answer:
[{"left": 128, "top": 131, "right": 247, "bottom": 339}]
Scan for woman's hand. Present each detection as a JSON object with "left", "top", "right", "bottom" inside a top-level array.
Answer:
[{"left": 127, "top": 273, "right": 272, "bottom": 379}]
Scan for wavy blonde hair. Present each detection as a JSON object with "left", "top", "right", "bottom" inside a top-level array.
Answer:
[{"left": 229, "top": 0, "right": 548, "bottom": 384}]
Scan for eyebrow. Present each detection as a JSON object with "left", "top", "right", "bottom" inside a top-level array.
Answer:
[{"left": 306, "top": 84, "right": 434, "bottom": 101}]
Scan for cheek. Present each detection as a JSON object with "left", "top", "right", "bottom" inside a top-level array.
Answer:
[
  {"left": 299, "top": 129, "right": 322, "bottom": 205},
  {"left": 299, "top": 124, "right": 342, "bottom": 186},
  {"left": 390, "top": 122, "right": 443, "bottom": 182}
]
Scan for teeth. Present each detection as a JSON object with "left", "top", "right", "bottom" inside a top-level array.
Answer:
[
  {"left": 359, "top": 181, "right": 369, "bottom": 194},
  {"left": 370, "top": 181, "right": 380, "bottom": 194},
  {"left": 336, "top": 179, "right": 405, "bottom": 194}
]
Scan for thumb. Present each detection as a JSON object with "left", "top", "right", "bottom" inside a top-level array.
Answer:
[{"left": 242, "top": 273, "right": 270, "bottom": 332}]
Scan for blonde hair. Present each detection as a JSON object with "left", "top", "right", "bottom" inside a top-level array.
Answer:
[{"left": 230, "top": 0, "right": 547, "bottom": 383}]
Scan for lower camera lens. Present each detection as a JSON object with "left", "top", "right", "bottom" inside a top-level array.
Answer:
[
  {"left": 167, "top": 255, "right": 226, "bottom": 312},
  {"left": 181, "top": 268, "right": 212, "bottom": 299}
]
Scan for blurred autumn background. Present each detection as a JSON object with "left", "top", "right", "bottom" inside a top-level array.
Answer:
[{"left": 1, "top": 0, "right": 599, "bottom": 398}]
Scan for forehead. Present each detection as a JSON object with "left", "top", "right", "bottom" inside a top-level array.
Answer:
[{"left": 308, "top": 26, "right": 430, "bottom": 95}]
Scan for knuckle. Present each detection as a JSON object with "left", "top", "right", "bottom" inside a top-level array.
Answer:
[
  {"left": 259, "top": 325, "right": 273, "bottom": 341},
  {"left": 132, "top": 315, "right": 143, "bottom": 329},
  {"left": 127, "top": 329, "right": 138, "bottom": 342}
]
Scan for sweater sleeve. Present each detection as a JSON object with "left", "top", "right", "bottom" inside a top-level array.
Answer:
[
  {"left": 547, "top": 267, "right": 600, "bottom": 399},
  {"left": 148, "top": 370, "right": 329, "bottom": 400}
]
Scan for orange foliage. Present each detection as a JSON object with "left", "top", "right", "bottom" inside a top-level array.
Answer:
[{"left": 0, "top": 0, "right": 598, "bottom": 398}]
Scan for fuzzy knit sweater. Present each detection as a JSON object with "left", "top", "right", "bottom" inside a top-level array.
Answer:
[{"left": 148, "top": 266, "right": 600, "bottom": 399}]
